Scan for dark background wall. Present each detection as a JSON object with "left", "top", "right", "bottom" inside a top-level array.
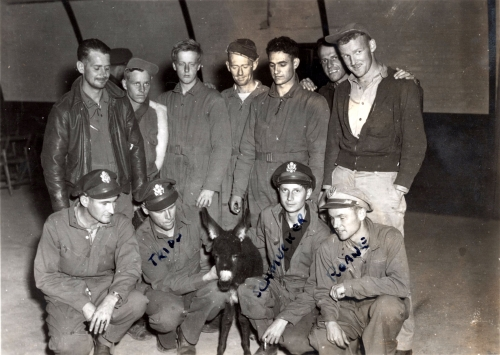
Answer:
[{"left": 0, "top": 0, "right": 497, "bottom": 218}]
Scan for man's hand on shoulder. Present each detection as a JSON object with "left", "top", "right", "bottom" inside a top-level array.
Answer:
[
  {"left": 326, "top": 321, "right": 350, "bottom": 349},
  {"left": 394, "top": 68, "right": 420, "bottom": 86},
  {"left": 89, "top": 294, "right": 119, "bottom": 335},
  {"left": 262, "top": 318, "right": 289, "bottom": 344},
  {"left": 300, "top": 78, "right": 318, "bottom": 91}
]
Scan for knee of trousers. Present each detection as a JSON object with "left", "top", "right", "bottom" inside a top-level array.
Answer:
[
  {"left": 280, "top": 331, "right": 314, "bottom": 355},
  {"left": 369, "top": 295, "right": 406, "bottom": 323},
  {"left": 113, "top": 290, "right": 148, "bottom": 323},
  {"left": 148, "top": 299, "right": 186, "bottom": 333},
  {"left": 237, "top": 278, "right": 273, "bottom": 320},
  {"left": 49, "top": 333, "right": 93, "bottom": 355}
]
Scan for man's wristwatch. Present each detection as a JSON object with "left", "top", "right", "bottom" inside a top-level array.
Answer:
[{"left": 111, "top": 291, "right": 122, "bottom": 305}]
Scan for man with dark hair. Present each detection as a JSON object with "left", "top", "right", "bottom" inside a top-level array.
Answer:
[
  {"left": 230, "top": 36, "right": 329, "bottom": 232},
  {"left": 41, "top": 38, "right": 147, "bottom": 219},
  {"left": 109, "top": 48, "right": 133, "bottom": 87},
  {"left": 157, "top": 39, "right": 231, "bottom": 222},
  {"left": 321, "top": 23, "right": 426, "bottom": 354},
  {"left": 34, "top": 169, "right": 148, "bottom": 355},
  {"left": 220, "top": 39, "right": 269, "bottom": 230},
  {"left": 238, "top": 161, "right": 330, "bottom": 355},
  {"left": 310, "top": 185, "right": 410, "bottom": 355},
  {"left": 135, "top": 178, "right": 226, "bottom": 354}
]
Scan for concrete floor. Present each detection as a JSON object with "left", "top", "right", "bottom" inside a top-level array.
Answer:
[{"left": 1, "top": 184, "right": 499, "bottom": 354}]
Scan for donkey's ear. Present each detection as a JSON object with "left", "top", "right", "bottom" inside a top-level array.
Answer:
[
  {"left": 234, "top": 208, "right": 250, "bottom": 242},
  {"left": 200, "top": 207, "right": 222, "bottom": 240}
]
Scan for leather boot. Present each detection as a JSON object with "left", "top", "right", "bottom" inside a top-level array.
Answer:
[
  {"left": 177, "top": 326, "right": 196, "bottom": 355},
  {"left": 254, "top": 343, "right": 278, "bottom": 355}
]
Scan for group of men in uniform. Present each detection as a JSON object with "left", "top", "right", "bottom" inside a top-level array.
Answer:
[{"left": 35, "top": 21, "right": 426, "bottom": 355}]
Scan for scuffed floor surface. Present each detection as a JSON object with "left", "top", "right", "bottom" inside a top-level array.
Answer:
[{"left": 1, "top": 186, "right": 499, "bottom": 354}]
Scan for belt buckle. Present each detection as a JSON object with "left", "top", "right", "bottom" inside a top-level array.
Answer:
[
  {"left": 266, "top": 152, "right": 273, "bottom": 163},
  {"left": 175, "top": 145, "right": 181, "bottom": 155}
]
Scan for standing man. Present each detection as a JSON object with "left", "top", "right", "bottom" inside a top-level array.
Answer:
[
  {"left": 220, "top": 39, "right": 269, "bottom": 229},
  {"left": 238, "top": 162, "right": 330, "bottom": 355},
  {"left": 322, "top": 23, "right": 426, "bottom": 354},
  {"left": 122, "top": 57, "right": 168, "bottom": 180},
  {"left": 41, "top": 39, "right": 147, "bottom": 219},
  {"left": 310, "top": 186, "right": 410, "bottom": 355},
  {"left": 157, "top": 39, "right": 231, "bottom": 222},
  {"left": 135, "top": 179, "right": 227, "bottom": 354},
  {"left": 301, "top": 39, "right": 417, "bottom": 110},
  {"left": 230, "top": 36, "right": 330, "bottom": 230},
  {"left": 109, "top": 48, "right": 133, "bottom": 87},
  {"left": 34, "top": 169, "right": 148, "bottom": 355}
]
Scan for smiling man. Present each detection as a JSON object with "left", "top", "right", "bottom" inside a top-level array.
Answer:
[
  {"left": 41, "top": 39, "right": 146, "bottom": 219},
  {"left": 156, "top": 39, "right": 231, "bottom": 222},
  {"left": 321, "top": 24, "right": 426, "bottom": 353},
  {"left": 310, "top": 185, "right": 410, "bottom": 355},
  {"left": 230, "top": 37, "right": 330, "bottom": 234},
  {"left": 34, "top": 169, "right": 148, "bottom": 355},
  {"left": 238, "top": 162, "right": 330, "bottom": 355},
  {"left": 134, "top": 178, "right": 226, "bottom": 354},
  {"left": 220, "top": 39, "right": 269, "bottom": 230}
]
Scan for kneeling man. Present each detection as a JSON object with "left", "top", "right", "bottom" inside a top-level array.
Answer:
[
  {"left": 34, "top": 169, "right": 148, "bottom": 355},
  {"left": 310, "top": 186, "right": 410, "bottom": 354},
  {"left": 238, "top": 162, "right": 330, "bottom": 355},
  {"left": 135, "top": 179, "right": 227, "bottom": 354}
]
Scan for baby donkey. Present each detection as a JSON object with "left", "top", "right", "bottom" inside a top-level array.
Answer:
[{"left": 200, "top": 208, "right": 263, "bottom": 355}]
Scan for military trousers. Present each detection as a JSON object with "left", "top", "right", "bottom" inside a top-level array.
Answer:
[
  {"left": 145, "top": 281, "right": 228, "bottom": 347},
  {"left": 45, "top": 289, "right": 148, "bottom": 355},
  {"left": 309, "top": 295, "right": 408, "bottom": 355},
  {"left": 238, "top": 277, "right": 318, "bottom": 355},
  {"left": 331, "top": 166, "right": 414, "bottom": 350}
]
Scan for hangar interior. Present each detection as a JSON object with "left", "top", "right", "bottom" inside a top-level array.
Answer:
[{"left": 1, "top": 0, "right": 499, "bottom": 354}]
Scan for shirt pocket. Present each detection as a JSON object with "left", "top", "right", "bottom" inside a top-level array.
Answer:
[{"left": 60, "top": 243, "right": 88, "bottom": 276}]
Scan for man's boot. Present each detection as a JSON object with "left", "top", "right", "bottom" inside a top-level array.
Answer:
[
  {"left": 177, "top": 326, "right": 196, "bottom": 355},
  {"left": 254, "top": 343, "right": 278, "bottom": 355}
]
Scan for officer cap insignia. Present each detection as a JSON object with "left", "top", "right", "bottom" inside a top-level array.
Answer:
[
  {"left": 153, "top": 184, "right": 164, "bottom": 196},
  {"left": 100, "top": 171, "right": 111, "bottom": 184},
  {"left": 286, "top": 162, "right": 297, "bottom": 173},
  {"left": 327, "top": 186, "right": 337, "bottom": 198}
]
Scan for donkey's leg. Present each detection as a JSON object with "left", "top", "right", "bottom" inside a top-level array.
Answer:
[
  {"left": 237, "top": 304, "right": 253, "bottom": 355},
  {"left": 217, "top": 302, "right": 234, "bottom": 355}
]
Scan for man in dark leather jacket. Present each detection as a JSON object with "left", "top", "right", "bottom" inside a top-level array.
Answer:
[{"left": 41, "top": 39, "right": 146, "bottom": 217}]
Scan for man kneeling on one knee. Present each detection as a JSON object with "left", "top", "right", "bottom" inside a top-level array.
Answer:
[
  {"left": 310, "top": 186, "right": 411, "bottom": 355},
  {"left": 34, "top": 169, "right": 148, "bottom": 355},
  {"left": 238, "top": 162, "right": 331, "bottom": 355},
  {"left": 135, "top": 179, "right": 227, "bottom": 354}
]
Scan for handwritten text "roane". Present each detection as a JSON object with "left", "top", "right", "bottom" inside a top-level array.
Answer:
[{"left": 326, "top": 237, "right": 369, "bottom": 282}]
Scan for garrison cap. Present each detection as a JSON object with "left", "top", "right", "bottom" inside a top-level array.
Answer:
[
  {"left": 71, "top": 169, "right": 122, "bottom": 199},
  {"left": 110, "top": 48, "right": 133, "bottom": 65},
  {"left": 325, "top": 23, "right": 372, "bottom": 44},
  {"left": 320, "top": 185, "right": 372, "bottom": 212},
  {"left": 136, "top": 179, "right": 178, "bottom": 212},
  {"left": 271, "top": 161, "right": 316, "bottom": 190},
  {"left": 126, "top": 57, "right": 159, "bottom": 76},
  {"left": 226, "top": 39, "right": 259, "bottom": 61}
]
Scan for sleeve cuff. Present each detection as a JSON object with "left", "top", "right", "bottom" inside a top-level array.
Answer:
[{"left": 394, "top": 184, "right": 409, "bottom": 194}]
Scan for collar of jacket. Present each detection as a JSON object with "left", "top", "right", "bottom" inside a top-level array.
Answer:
[
  {"left": 269, "top": 200, "right": 317, "bottom": 246},
  {"left": 172, "top": 78, "right": 204, "bottom": 96},
  {"left": 268, "top": 74, "right": 300, "bottom": 99},
  {"left": 69, "top": 76, "right": 126, "bottom": 110},
  {"left": 227, "top": 80, "right": 263, "bottom": 99},
  {"left": 347, "top": 63, "right": 388, "bottom": 86},
  {"left": 134, "top": 97, "right": 150, "bottom": 120},
  {"left": 68, "top": 203, "right": 116, "bottom": 230}
]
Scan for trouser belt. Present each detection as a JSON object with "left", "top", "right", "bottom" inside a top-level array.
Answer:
[{"left": 255, "top": 151, "right": 308, "bottom": 163}]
